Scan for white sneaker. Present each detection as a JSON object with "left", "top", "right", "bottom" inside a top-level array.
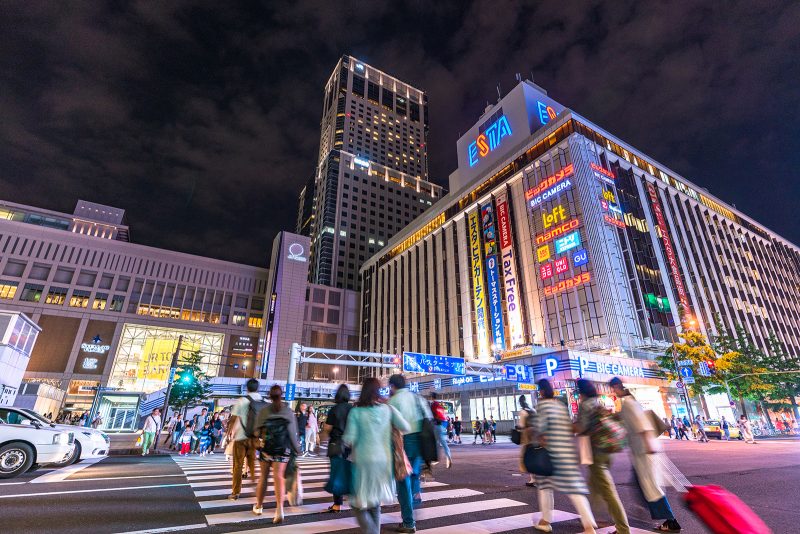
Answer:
[{"left": 252, "top": 505, "right": 263, "bottom": 515}]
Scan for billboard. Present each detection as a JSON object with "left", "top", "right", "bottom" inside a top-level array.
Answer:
[
  {"left": 496, "top": 192, "right": 525, "bottom": 347},
  {"left": 468, "top": 210, "right": 490, "bottom": 359},
  {"left": 647, "top": 183, "right": 691, "bottom": 312},
  {"left": 482, "top": 202, "right": 506, "bottom": 353},
  {"left": 403, "top": 352, "right": 466, "bottom": 376}
]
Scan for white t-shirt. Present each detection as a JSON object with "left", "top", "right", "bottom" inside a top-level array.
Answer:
[{"left": 231, "top": 392, "right": 262, "bottom": 441}]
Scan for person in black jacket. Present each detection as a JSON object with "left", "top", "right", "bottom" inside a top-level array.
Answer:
[{"left": 323, "top": 384, "right": 352, "bottom": 512}]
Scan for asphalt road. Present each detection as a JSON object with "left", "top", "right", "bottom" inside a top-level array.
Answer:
[{"left": 1, "top": 437, "right": 797, "bottom": 533}]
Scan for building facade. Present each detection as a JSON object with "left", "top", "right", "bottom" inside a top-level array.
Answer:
[
  {"left": 306, "top": 55, "right": 444, "bottom": 290},
  {"left": 360, "top": 80, "right": 800, "bottom": 420}
]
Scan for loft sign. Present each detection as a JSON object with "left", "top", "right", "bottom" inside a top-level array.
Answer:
[{"left": 467, "top": 114, "right": 512, "bottom": 167}]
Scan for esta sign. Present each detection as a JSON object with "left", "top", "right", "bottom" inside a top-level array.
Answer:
[{"left": 467, "top": 115, "right": 512, "bottom": 167}]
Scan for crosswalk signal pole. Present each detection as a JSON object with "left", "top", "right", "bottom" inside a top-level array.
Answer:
[{"left": 160, "top": 335, "right": 183, "bottom": 427}]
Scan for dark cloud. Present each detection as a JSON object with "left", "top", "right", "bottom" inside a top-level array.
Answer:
[{"left": 1, "top": 1, "right": 798, "bottom": 267}]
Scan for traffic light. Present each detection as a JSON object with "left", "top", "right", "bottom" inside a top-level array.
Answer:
[
  {"left": 180, "top": 372, "right": 194, "bottom": 384},
  {"left": 707, "top": 360, "right": 716, "bottom": 375}
]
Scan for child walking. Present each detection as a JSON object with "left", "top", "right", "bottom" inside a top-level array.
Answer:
[
  {"left": 198, "top": 422, "right": 213, "bottom": 455},
  {"left": 179, "top": 423, "right": 194, "bottom": 455}
]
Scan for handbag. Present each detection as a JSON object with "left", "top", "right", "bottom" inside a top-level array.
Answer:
[
  {"left": 392, "top": 427, "right": 412, "bottom": 481},
  {"left": 413, "top": 394, "right": 439, "bottom": 463},
  {"left": 523, "top": 444, "right": 554, "bottom": 476},
  {"left": 324, "top": 456, "right": 353, "bottom": 496},
  {"left": 286, "top": 455, "right": 304, "bottom": 506},
  {"left": 510, "top": 427, "right": 522, "bottom": 445}
]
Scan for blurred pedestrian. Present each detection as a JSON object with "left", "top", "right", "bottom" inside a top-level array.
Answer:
[
  {"left": 429, "top": 392, "right": 452, "bottom": 468},
  {"left": 252, "top": 384, "right": 302, "bottom": 523},
  {"left": 198, "top": 422, "right": 213, "bottom": 456},
  {"left": 170, "top": 418, "right": 184, "bottom": 450},
  {"left": 305, "top": 406, "right": 318, "bottom": 456},
  {"left": 140, "top": 408, "right": 161, "bottom": 456},
  {"left": 532, "top": 379, "right": 597, "bottom": 534},
  {"left": 343, "top": 377, "right": 409, "bottom": 534},
  {"left": 483, "top": 418, "right": 492, "bottom": 444},
  {"left": 389, "top": 374, "right": 432, "bottom": 533},
  {"left": 695, "top": 415, "right": 709, "bottom": 443},
  {"left": 490, "top": 417, "right": 497, "bottom": 443},
  {"left": 670, "top": 416, "right": 679, "bottom": 439},
  {"left": 575, "top": 379, "right": 629, "bottom": 534},
  {"left": 738, "top": 415, "right": 757, "bottom": 444},
  {"left": 453, "top": 416, "right": 462, "bottom": 444},
  {"left": 676, "top": 419, "right": 689, "bottom": 440},
  {"left": 472, "top": 419, "right": 483, "bottom": 444},
  {"left": 721, "top": 416, "right": 730, "bottom": 440},
  {"left": 610, "top": 377, "right": 681, "bottom": 533},
  {"left": 296, "top": 403, "right": 308, "bottom": 454},
  {"left": 517, "top": 395, "right": 537, "bottom": 487},
  {"left": 226, "top": 378, "right": 264, "bottom": 501},
  {"left": 323, "top": 384, "right": 353, "bottom": 513},
  {"left": 210, "top": 412, "right": 223, "bottom": 452},
  {"left": 91, "top": 413, "right": 103, "bottom": 429}
]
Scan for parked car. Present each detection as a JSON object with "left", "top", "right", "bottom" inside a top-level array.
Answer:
[
  {"left": 0, "top": 409, "right": 74, "bottom": 479},
  {"left": 704, "top": 419, "right": 742, "bottom": 440},
  {"left": 15, "top": 408, "right": 109, "bottom": 465}
]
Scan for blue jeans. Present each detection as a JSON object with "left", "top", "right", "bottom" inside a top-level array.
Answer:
[
  {"left": 397, "top": 432, "right": 423, "bottom": 527},
  {"left": 438, "top": 423, "right": 451, "bottom": 460}
]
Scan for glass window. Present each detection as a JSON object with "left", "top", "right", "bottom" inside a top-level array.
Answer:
[
  {"left": 92, "top": 293, "right": 108, "bottom": 310},
  {"left": 109, "top": 295, "right": 124, "bottom": 312},
  {"left": 0, "top": 281, "right": 18, "bottom": 299},
  {"left": 69, "top": 290, "right": 90, "bottom": 308},
  {"left": 231, "top": 311, "right": 246, "bottom": 326},
  {"left": 19, "top": 284, "right": 44, "bottom": 303},
  {"left": 45, "top": 287, "right": 68, "bottom": 305},
  {"left": 247, "top": 314, "right": 263, "bottom": 328}
]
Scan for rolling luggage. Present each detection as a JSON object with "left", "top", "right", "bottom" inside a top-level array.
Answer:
[{"left": 684, "top": 485, "right": 772, "bottom": 534}]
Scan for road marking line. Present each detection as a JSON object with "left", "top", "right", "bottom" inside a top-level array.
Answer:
[
  {"left": 0, "top": 483, "right": 190, "bottom": 499},
  {"left": 415, "top": 510, "right": 580, "bottom": 533},
  {"left": 31, "top": 457, "right": 104, "bottom": 483},
  {"left": 192, "top": 480, "right": 446, "bottom": 497},
  {"left": 111, "top": 523, "right": 207, "bottom": 534},
  {"left": 188, "top": 473, "right": 330, "bottom": 483},
  {"left": 44, "top": 474, "right": 186, "bottom": 483},
  {"left": 228, "top": 498, "right": 527, "bottom": 534}
]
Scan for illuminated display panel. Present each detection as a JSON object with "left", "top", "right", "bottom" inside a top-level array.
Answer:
[
  {"left": 544, "top": 272, "right": 592, "bottom": 297},
  {"left": 496, "top": 193, "right": 525, "bottom": 346},
  {"left": 481, "top": 203, "right": 506, "bottom": 351},
  {"left": 468, "top": 211, "right": 490, "bottom": 358}
]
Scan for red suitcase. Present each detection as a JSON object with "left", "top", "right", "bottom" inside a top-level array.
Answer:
[{"left": 684, "top": 485, "right": 772, "bottom": 534}]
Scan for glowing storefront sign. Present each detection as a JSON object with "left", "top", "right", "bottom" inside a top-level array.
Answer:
[
  {"left": 536, "top": 244, "right": 551, "bottom": 263},
  {"left": 353, "top": 157, "right": 370, "bottom": 168},
  {"left": 572, "top": 248, "right": 589, "bottom": 267},
  {"left": 647, "top": 183, "right": 691, "bottom": 311},
  {"left": 554, "top": 231, "right": 581, "bottom": 254},
  {"left": 604, "top": 214, "right": 626, "bottom": 229},
  {"left": 535, "top": 218, "right": 579, "bottom": 245},
  {"left": 554, "top": 257, "right": 569, "bottom": 275},
  {"left": 590, "top": 162, "right": 615, "bottom": 182},
  {"left": 82, "top": 357, "right": 99, "bottom": 370},
  {"left": 540, "top": 263, "right": 553, "bottom": 280},
  {"left": 544, "top": 271, "right": 591, "bottom": 297},
  {"left": 467, "top": 115, "right": 512, "bottom": 167},
  {"left": 542, "top": 205, "right": 567, "bottom": 228},
  {"left": 482, "top": 203, "right": 506, "bottom": 352},
  {"left": 545, "top": 356, "right": 646, "bottom": 379},
  {"left": 537, "top": 101, "right": 558, "bottom": 125},
  {"left": 403, "top": 352, "right": 466, "bottom": 376},
  {"left": 496, "top": 194, "right": 525, "bottom": 347},
  {"left": 529, "top": 179, "right": 573, "bottom": 208},
  {"left": 468, "top": 211, "right": 490, "bottom": 358},
  {"left": 81, "top": 342, "right": 111, "bottom": 354},
  {"left": 525, "top": 164, "right": 574, "bottom": 200}
]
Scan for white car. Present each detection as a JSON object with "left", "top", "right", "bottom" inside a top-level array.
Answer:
[
  {"left": 12, "top": 408, "right": 109, "bottom": 465},
  {"left": 0, "top": 410, "right": 74, "bottom": 479}
]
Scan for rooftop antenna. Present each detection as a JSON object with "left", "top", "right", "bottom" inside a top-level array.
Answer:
[
  {"left": 515, "top": 72, "right": 522, "bottom": 82},
  {"left": 496, "top": 84, "right": 502, "bottom": 103},
  {"left": 530, "top": 71, "right": 535, "bottom": 82}
]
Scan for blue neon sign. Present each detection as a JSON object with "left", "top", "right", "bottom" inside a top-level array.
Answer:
[
  {"left": 554, "top": 231, "right": 581, "bottom": 254},
  {"left": 537, "top": 101, "right": 557, "bottom": 125},
  {"left": 468, "top": 115, "right": 512, "bottom": 167},
  {"left": 505, "top": 364, "right": 533, "bottom": 382},
  {"left": 403, "top": 352, "right": 466, "bottom": 376},
  {"left": 572, "top": 248, "right": 589, "bottom": 267},
  {"left": 354, "top": 157, "right": 370, "bottom": 168}
]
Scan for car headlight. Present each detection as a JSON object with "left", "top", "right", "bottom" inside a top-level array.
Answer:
[{"left": 53, "top": 433, "right": 69, "bottom": 445}]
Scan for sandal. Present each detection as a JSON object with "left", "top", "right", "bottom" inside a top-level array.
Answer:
[{"left": 326, "top": 505, "right": 341, "bottom": 513}]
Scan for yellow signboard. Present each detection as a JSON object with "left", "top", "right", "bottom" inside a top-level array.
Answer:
[
  {"left": 518, "top": 383, "right": 539, "bottom": 391},
  {"left": 537, "top": 244, "right": 551, "bottom": 263},
  {"left": 469, "top": 210, "right": 490, "bottom": 359}
]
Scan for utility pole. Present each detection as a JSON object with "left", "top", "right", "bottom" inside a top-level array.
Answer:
[{"left": 160, "top": 335, "right": 183, "bottom": 427}]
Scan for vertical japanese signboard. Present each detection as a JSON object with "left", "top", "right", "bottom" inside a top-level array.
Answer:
[
  {"left": 495, "top": 192, "right": 525, "bottom": 347},
  {"left": 468, "top": 210, "right": 490, "bottom": 359},
  {"left": 647, "top": 182, "right": 691, "bottom": 312},
  {"left": 482, "top": 202, "right": 506, "bottom": 353}
]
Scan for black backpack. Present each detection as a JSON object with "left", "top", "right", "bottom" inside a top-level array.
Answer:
[
  {"left": 262, "top": 417, "right": 290, "bottom": 456},
  {"left": 244, "top": 398, "right": 267, "bottom": 438}
]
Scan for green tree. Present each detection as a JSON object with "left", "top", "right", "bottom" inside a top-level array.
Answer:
[
  {"left": 762, "top": 334, "right": 800, "bottom": 421},
  {"left": 660, "top": 329, "right": 718, "bottom": 397},
  {"left": 169, "top": 350, "right": 212, "bottom": 417}
]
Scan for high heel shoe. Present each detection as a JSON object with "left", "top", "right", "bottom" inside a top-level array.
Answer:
[{"left": 273, "top": 509, "right": 284, "bottom": 524}]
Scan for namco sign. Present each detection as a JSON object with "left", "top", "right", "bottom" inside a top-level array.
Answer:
[{"left": 467, "top": 114, "right": 512, "bottom": 167}]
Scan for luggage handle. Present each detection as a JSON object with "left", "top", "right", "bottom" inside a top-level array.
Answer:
[{"left": 654, "top": 453, "right": 692, "bottom": 493}]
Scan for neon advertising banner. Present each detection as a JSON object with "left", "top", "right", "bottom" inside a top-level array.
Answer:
[
  {"left": 495, "top": 192, "right": 525, "bottom": 347},
  {"left": 468, "top": 210, "right": 490, "bottom": 358},
  {"left": 647, "top": 183, "right": 691, "bottom": 312},
  {"left": 481, "top": 202, "right": 506, "bottom": 352}
]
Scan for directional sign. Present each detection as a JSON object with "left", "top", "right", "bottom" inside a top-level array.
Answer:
[
  {"left": 284, "top": 383, "right": 296, "bottom": 401},
  {"left": 168, "top": 367, "right": 177, "bottom": 383},
  {"left": 698, "top": 361, "right": 710, "bottom": 377},
  {"left": 677, "top": 359, "right": 694, "bottom": 367},
  {"left": 403, "top": 352, "right": 466, "bottom": 376},
  {"left": 683, "top": 377, "right": 696, "bottom": 384},
  {"left": 679, "top": 367, "right": 694, "bottom": 378}
]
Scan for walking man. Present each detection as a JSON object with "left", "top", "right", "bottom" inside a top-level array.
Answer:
[
  {"left": 226, "top": 378, "right": 264, "bottom": 500},
  {"left": 610, "top": 377, "right": 682, "bottom": 532},
  {"left": 721, "top": 416, "right": 730, "bottom": 440},
  {"left": 695, "top": 415, "right": 709, "bottom": 442},
  {"left": 140, "top": 408, "right": 161, "bottom": 456},
  {"left": 453, "top": 416, "right": 462, "bottom": 444},
  {"left": 389, "top": 374, "right": 432, "bottom": 533},
  {"left": 429, "top": 392, "right": 452, "bottom": 468},
  {"left": 296, "top": 403, "right": 308, "bottom": 455}
]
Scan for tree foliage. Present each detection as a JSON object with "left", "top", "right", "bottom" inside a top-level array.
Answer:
[
  {"left": 168, "top": 349, "right": 212, "bottom": 414},
  {"left": 660, "top": 329, "right": 717, "bottom": 396},
  {"left": 710, "top": 320, "right": 774, "bottom": 401}
]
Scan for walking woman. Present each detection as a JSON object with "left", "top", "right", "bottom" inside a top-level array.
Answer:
[
  {"left": 738, "top": 415, "right": 757, "bottom": 444},
  {"left": 305, "top": 406, "right": 319, "bottom": 455},
  {"left": 532, "top": 379, "right": 597, "bottom": 534},
  {"left": 342, "top": 377, "right": 409, "bottom": 534},
  {"left": 324, "top": 384, "right": 353, "bottom": 513},
  {"left": 252, "top": 384, "right": 302, "bottom": 523},
  {"left": 575, "top": 379, "right": 630, "bottom": 534},
  {"left": 517, "top": 395, "right": 537, "bottom": 487}
]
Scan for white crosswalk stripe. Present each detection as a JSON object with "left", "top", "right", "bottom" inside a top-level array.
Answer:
[{"left": 172, "top": 454, "right": 646, "bottom": 533}]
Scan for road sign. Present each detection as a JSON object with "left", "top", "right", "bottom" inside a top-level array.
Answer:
[
  {"left": 675, "top": 381, "right": 685, "bottom": 389},
  {"left": 683, "top": 377, "right": 696, "bottom": 384},
  {"left": 730, "top": 401, "right": 736, "bottom": 407},
  {"left": 677, "top": 359, "right": 693, "bottom": 367},
  {"left": 403, "top": 352, "right": 466, "bottom": 376},
  {"left": 698, "top": 361, "right": 710, "bottom": 376},
  {"left": 284, "top": 383, "right": 296, "bottom": 401},
  {"left": 679, "top": 367, "right": 694, "bottom": 378}
]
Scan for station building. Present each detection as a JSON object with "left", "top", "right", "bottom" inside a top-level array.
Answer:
[{"left": 360, "top": 80, "right": 800, "bottom": 422}]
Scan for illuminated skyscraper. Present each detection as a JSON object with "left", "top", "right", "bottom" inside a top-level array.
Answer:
[{"left": 305, "top": 55, "right": 443, "bottom": 290}]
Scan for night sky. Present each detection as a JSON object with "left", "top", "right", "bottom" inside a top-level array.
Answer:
[{"left": 2, "top": 2, "right": 799, "bottom": 267}]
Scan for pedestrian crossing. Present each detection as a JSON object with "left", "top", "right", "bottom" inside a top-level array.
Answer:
[{"left": 172, "top": 454, "right": 651, "bottom": 533}]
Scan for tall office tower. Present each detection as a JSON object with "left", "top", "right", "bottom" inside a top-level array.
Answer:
[
  {"left": 295, "top": 176, "right": 315, "bottom": 237},
  {"left": 305, "top": 55, "right": 444, "bottom": 290}
]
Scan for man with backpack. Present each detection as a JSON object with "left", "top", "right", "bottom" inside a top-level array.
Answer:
[
  {"left": 226, "top": 378, "right": 265, "bottom": 500},
  {"left": 389, "top": 374, "right": 434, "bottom": 533}
]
